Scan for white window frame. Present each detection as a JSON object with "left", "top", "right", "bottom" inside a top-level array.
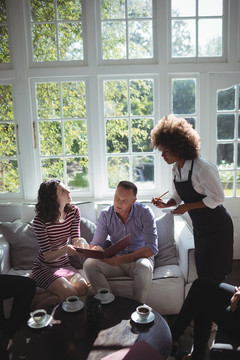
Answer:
[{"left": 168, "top": 0, "right": 228, "bottom": 63}]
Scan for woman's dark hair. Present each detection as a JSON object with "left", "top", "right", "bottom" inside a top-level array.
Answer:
[
  {"left": 117, "top": 181, "right": 138, "bottom": 197},
  {"left": 35, "top": 179, "right": 72, "bottom": 223},
  {"left": 151, "top": 114, "right": 201, "bottom": 159}
]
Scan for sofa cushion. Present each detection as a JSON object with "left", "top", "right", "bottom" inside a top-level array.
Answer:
[
  {"left": 154, "top": 213, "right": 178, "bottom": 268},
  {"left": 0, "top": 222, "right": 39, "bottom": 270},
  {"left": 69, "top": 217, "right": 96, "bottom": 269}
]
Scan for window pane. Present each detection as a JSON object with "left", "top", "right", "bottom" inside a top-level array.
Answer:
[
  {"left": 172, "top": 19, "right": 195, "bottom": 57},
  {"left": 32, "top": 24, "right": 57, "bottom": 62},
  {"left": 217, "top": 86, "right": 236, "bottom": 111},
  {"left": 0, "top": 84, "right": 20, "bottom": 194},
  {"left": 185, "top": 117, "right": 196, "bottom": 128},
  {"left": 171, "top": 0, "right": 196, "bottom": 16},
  {"left": 101, "top": 0, "right": 125, "bottom": 20},
  {"left": 36, "top": 83, "right": 60, "bottom": 119},
  {"left": 59, "top": 23, "right": 83, "bottom": 61},
  {"left": 0, "top": 84, "right": 14, "bottom": 120},
  {"left": 237, "top": 171, "right": 240, "bottom": 197},
  {"left": 104, "top": 80, "right": 128, "bottom": 117},
  {"left": 132, "top": 155, "right": 154, "bottom": 187},
  {"left": 67, "top": 157, "right": 89, "bottom": 190},
  {"left": 131, "top": 118, "right": 153, "bottom": 152},
  {"left": 107, "top": 156, "right": 129, "bottom": 189},
  {"left": 39, "top": 121, "right": 62, "bottom": 156},
  {"left": 62, "top": 82, "right": 86, "bottom": 118},
  {"left": 172, "top": 79, "right": 196, "bottom": 114},
  {"left": 0, "top": 123, "right": 16, "bottom": 156},
  {"left": 198, "top": 19, "right": 222, "bottom": 57},
  {"left": 238, "top": 115, "right": 240, "bottom": 139},
  {"left": 129, "top": 20, "right": 152, "bottom": 59},
  {"left": 30, "top": 0, "right": 84, "bottom": 62},
  {"left": 0, "top": 160, "right": 20, "bottom": 193},
  {"left": 106, "top": 119, "right": 128, "bottom": 153},
  {"left": 217, "top": 144, "right": 233, "bottom": 166},
  {"left": 130, "top": 80, "right": 153, "bottom": 115},
  {"left": 238, "top": 144, "right": 240, "bottom": 168},
  {"left": 128, "top": 0, "right": 152, "bottom": 18},
  {"left": 219, "top": 170, "right": 233, "bottom": 196},
  {"left": 30, "top": 0, "right": 55, "bottom": 21},
  {"left": 217, "top": 114, "right": 235, "bottom": 140},
  {"left": 57, "top": 0, "right": 82, "bottom": 20},
  {"left": 0, "top": 25, "right": 10, "bottom": 63},
  {"left": 41, "top": 158, "right": 64, "bottom": 181},
  {"left": 0, "top": 0, "right": 7, "bottom": 22},
  {"left": 102, "top": 21, "right": 126, "bottom": 59},
  {"left": 64, "top": 120, "right": 88, "bottom": 155},
  {"left": 198, "top": 0, "right": 223, "bottom": 16}
]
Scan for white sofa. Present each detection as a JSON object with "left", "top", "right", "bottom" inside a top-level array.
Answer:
[{"left": 0, "top": 202, "right": 197, "bottom": 315}]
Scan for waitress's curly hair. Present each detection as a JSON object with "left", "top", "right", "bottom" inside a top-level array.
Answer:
[
  {"left": 150, "top": 114, "right": 201, "bottom": 159},
  {"left": 35, "top": 179, "right": 73, "bottom": 223}
]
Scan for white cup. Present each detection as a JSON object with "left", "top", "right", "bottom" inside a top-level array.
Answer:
[
  {"left": 97, "top": 288, "right": 110, "bottom": 301},
  {"left": 30, "top": 309, "right": 47, "bottom": 325},
  {"left": 136, "top": 304, "right": 152, "bottom": 320},
  {"left": 66, "top": 296, "right": 80, "bottom": 310}
]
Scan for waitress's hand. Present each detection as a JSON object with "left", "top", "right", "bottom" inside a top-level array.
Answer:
[
  {"left": 230, "top": 286, "right": 240, "bottom": 312},
  {"left": 151, "top": 197, "right": 168, "bottom": 208},
  {"left": 172, "top": 204, "right": 189, "bottom": 215}
]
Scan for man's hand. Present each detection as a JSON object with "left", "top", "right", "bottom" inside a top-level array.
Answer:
[
  {"left": 90, "top": 245, "right": 104, "bottom": 251},
  {"left": 230, "top": 286, "right": 240, "bottom": 312},
  {"left": 102, "top": 255, "right": 122, "bottom": 266},
  {"left": 172, "top": 204, "right": 189, "bottom": 215}
]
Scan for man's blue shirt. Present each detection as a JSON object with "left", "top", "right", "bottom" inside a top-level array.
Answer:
[{"left": 90, "top": 202, "right": 158, "bottom": 256}]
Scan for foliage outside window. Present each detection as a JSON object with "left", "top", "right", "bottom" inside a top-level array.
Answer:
[
  {"left": 104, "top": 78, "right": 155, "bottom": 189},
  {"left": 30, "top": 0, "right": 83, "bottom": 62},
  {"left": 0, "top": 84, "right": 20, "bottom": 193},
  {"left": 100, "top": 0, "right": 153, "bottom": 60},
  {"left": 171, "top": 78, "right": 196, "bottom": 128},
  {"left": 217, "top": 84, "right": 240, "bottom": 197},
  {"left": 35, "top": 81, "right": 89, "bottom": 191},
  {"left": 0, "top": 0, "right": 10, "bottom": 63},
  {"left": 171, "top": 0, "right": 223, "bottom": 58}
]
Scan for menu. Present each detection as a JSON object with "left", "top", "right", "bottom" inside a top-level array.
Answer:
[{"left": 74, "top": 234, "right": 130, "bottom": 259}]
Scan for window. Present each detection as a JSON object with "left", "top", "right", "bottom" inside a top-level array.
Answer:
[
  {"left": 171, "top": 0, "right": 223, "bottom": 58},
  {"left": 103, "top": 78, "right": 155, "bottom": 189},
  {"left": 0, "top": 83, "right": 20, "bottom": 194},
  {"left": 171, "top": 77, "right": 197, "bottom": 128},
  {"left": 0, "top": 0, "right": 10, "bottom": 63},
  {"left": 217, "top": 84, "right": 240, "bottom": 197},
  {"left": 29, "top": 0, "right": 84, "bottom": 62},
  {"left": 100, "top": 0, "right": 153, "bottom": 60},
  {"left": 33, "top": 80, "right": 90, "bottom": 192}
]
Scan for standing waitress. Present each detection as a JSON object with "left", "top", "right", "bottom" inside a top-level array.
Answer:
[{"left": 151, "top": 114, "right": 233, "bottom": 282}]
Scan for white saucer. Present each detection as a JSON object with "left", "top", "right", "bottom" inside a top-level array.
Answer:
[
  {"left": 94, "top": 293, "right": 115, "bottom": 304},
  {"left": 28, "top": 314, "right": 52, "bottom": 329},
  {"left": 131, "top": 311, "right": 155, "bottom": 324},
  {"left": 62, "top": 300, "right": 84, "bottom": 312}
]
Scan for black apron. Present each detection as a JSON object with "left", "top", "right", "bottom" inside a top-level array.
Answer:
[{"left": 174, "top": 160, "right": 233, "bottom": 281}]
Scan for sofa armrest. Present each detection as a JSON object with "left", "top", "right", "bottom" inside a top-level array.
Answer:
[
  {"left": 0, "top": 233, "right": 11, "bottom": 274},
  {"left": 174, "top": 216, "right": 197, "bottom": 284}
]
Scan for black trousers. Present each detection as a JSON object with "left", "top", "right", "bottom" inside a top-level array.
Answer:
[
  {"left": 171, "top": 278, "right": 240, "bottom": 359},
  {"left": 0, "top": 275, "right": 36, "bottom": 338}
]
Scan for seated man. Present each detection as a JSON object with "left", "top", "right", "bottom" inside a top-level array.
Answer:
[{"left": 83, "top": 181, "right": 158, "bottom": 303}]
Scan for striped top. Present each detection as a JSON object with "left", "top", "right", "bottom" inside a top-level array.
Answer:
[{"left": 32, "top": 205, "right": 80, "bottom": 269}]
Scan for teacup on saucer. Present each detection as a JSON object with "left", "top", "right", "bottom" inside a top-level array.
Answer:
[
  {"left": 30, "top": 309, "right": 47, "bottom": 325},
  {"left": 97, "top": 288, "right": 111, "bottom": 302},
  {"left": 136, "top": 304, "right": 152, "bottom": 321},
  {"left": 65, "top": 296, "right": 81, "bottom": 310}
]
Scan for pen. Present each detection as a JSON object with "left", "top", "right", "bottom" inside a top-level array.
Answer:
[{"left": 155, "top": 191, "right": 169, "bottom": 200}]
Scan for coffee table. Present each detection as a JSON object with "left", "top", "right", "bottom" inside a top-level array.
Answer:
[{"left": 10, "top": 296, "right": 172, "bottom": 360}]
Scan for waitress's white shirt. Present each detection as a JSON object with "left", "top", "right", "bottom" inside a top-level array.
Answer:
[{"left": 171, "top": 157, "right": 225, "bottom": 209}]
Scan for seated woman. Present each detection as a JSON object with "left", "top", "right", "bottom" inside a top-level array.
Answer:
[
  {"left": 31, "top": 179, "right": 89, "bottom": 310},
  {"left": 0, "top": 275, "right": 36, "bottom": 359},
  {"left": 171, "top": 278, "right": 240, "bottom": 360}
]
